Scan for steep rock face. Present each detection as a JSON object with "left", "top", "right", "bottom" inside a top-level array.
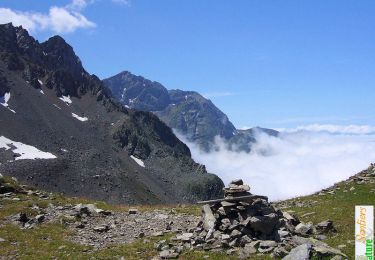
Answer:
[
  {"left": 0, "top": 23, "right": 224, "bottom": 204},
  {"left": 104, "top": 71, "right": 170, "bottom": 111},
  {"left": 104, "top": 71, "right": 237, "bottom": 150},
  {"left": 104, "top": 72, "right": 279, "bottom": 152},
  {"left": 156, "top": 90, "right": 237, "bottom": 149}
]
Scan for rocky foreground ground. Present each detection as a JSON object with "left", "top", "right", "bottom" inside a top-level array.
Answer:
[{"left": 0, "top": 164, "right": 374, "bottom": 259}]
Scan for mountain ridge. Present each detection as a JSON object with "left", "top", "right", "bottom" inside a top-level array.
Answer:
[
  {"left": 0, "top": 23, "right": 224, "bottom": 205},
  {"left": 104, "top": 71, "right": 278, "bottom": 151}
]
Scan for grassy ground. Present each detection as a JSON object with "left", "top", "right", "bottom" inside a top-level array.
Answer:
[
  {"left": 0, "top": 174, "right": 374, "bottom": 259},
  {"left": 276, "top": 176, "right": 375, "bottom": 259}
]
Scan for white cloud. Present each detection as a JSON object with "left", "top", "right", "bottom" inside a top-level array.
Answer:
[
  {"left": 112, "top": 0, "right": 131, "bottom": 5},
  {"left": 278, "top": 124, "right": 375, "bottom": 135},
  {"left": 67, "top": 0, "right": 95, "bottom": 11},
  {"left": 176, "top": 128, "right": 375, "bottom": 201},
  {"left": 0, "top": 2, "right": 96, "bottom": 34}
]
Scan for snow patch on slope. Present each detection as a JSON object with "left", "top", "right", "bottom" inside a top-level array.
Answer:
[
  {"left": 59, "top": 95, "right": 72, "bottom": 105},
  {"left": 0, "top": 92, "right": 16, "bottom": 113},
  {"left": 0, "top": 136, "right": 56, "bottom": 160},
  {"left": 130, "top": 155, "right": 145, "bottom": 167},
  {"left": 72, "top": 113, "right": 88, "bottom": 122}
]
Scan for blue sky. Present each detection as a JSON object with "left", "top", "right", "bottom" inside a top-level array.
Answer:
[{"left": 1, "top": 0, "right": 375, "bottom": 129}]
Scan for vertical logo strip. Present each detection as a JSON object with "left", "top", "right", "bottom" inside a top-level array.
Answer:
[{"left": 355, "top": 206, "right": 374, "bottom": 259}]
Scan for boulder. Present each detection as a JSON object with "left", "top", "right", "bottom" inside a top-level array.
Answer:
[
  {"left": 159, "top": 249, "right": 179, "bottom": 259},
  {"left": 315, "top": 220, "right": 336, "bottom": 234},
  {"left": 249, "top": 213, "right": 278, "bottom": 235},
  {"left": 176, "top": 233, "right": 194, "bottom": 242},
  {"left": 239, "top": 243, "right": 257, "bottom": 259},
  {"left": 313, "top": 245, "right": 347, "bottom": 258},
  {"left": 202, "top": 204, "right": 216, "bottom": 231},
  {"left": 295, "top": 222, "right": 314, "bottom": 236},
  {"left": 282, "top": 243, "right": 312, "bottom": 260}
]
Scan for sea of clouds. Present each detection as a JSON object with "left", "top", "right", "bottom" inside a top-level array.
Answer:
[{"left": 177, "top": 124, "right": 375, "bottom": 201}]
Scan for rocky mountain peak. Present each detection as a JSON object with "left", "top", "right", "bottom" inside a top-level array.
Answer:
[{"left": 0, "top": 23, "right": 224, "bottom": 204}]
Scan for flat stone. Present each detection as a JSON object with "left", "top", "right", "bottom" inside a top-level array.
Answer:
[
  {"left": 230, "top": 179, "right": 243, "bottom": 185},
  {"left": 221, "top": 201, "right": 236, "bottom": 207},
  {"left": 230, "top": 229, "right": 242, "bottom": 239},
  {"left": 0, "top": 238, "right": 5, "bottom": 242},
  {"left": 314, "top": 245, "right": 347, "bottom": 257},
  {"left": 128, "top": 208, "right": 138, "bottom": 214},
  {"left": 93, "top": 225, "right": 109, "bottom": 233},
  {"left": 282, "top": 243, "right": 311, "bottom": 260},
  {"left": 278, "top": 229, "right": 290, "bottom": 239},
  {"left": 151, "top": 231, "right": 164, "bottom": 237},
  {"left": 159, "top": 249, "right": 179, "bottom": 259},
  {"left": 258, "top": 247, "right": 274, "bottom": 253},
  {"left": 295, "top": 222, "right": 314, "bottom": 235},
  {"left": 221, "top": 234, "right": 230, "bottom": 240},
  {"left": 176, "top": 233, "right": 193, "bottom": 242},
  {"left": 259, "top": 240, "right": 278, "bottom": 248},
  {"left": 291, "top": 235, "right": 326, "bottom": 247}
]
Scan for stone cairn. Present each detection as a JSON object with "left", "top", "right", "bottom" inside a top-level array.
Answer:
[
  {"left": 192, "top": 179, "right": 295, "bottom": 257},
  {"left": 163, "top": 179, "right": 346, "bottom": 259}
]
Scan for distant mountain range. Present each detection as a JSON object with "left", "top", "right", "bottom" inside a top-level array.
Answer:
[
  {"left": 0, "top": 23, "right": 224, "bottom": 204},
  {"left": 104, "top": 71, "right": 278, "bottom": 151}
]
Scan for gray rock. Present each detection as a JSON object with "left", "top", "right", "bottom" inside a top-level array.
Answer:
[
  {"left": 291, "top": 235, "right": 327, "bottom": 247},
  {"left": 315, "top": 235, "right": 327, "bottom": 240},
  {"left": 221, "top": 234, "right": 230, "bottom": 240},
  {"left": 282, "top": 243, "right": 312, "bottom": 260},
  {"left": 154, "top": 240, "right": 166, "bottom": 251},
  {"left": 0, "top": 238, "right": 5, "bottom": 242},
  {"left": 176, "top": 233, "right": 193, "bottom": 242},
  {"left": 221, "top": 201, "right": 236, "bottom": 207},
  {"left": 159, "top": 249, "right": 179, "bottom": 259},
  {"left": 13, "top": 212, "right": 29, "bottom": 223},
  {"left": 230, "top": 179, "right": 243, "bottom": 185},
  {"left": 239, "top": 235, "right": 252, "bottom": 245},
  {"left": 259, "top": 240, "right": 278, "bottom": 248},
  {"left": 295, "top": 222, "right": 314, "bottom": 235},
  {"left": 314, "top": 245, "right": 347, "bottom": 257},
  {"left": 239, "top": 243, "right": 257, "bottom": 259},
  {"left": 128, "top": 208, "right": 138, "bottom": 214},
  {"left": 202, "top": 204, "right": 216, "bottom": 231},
  {"left": 230, "top": 229, "right": 242, "bottom": 239},
  {"left": 35, "top": 214, "right": 45, "bottom": 223},
  {"left": 272, "top": 246, "right": 289, "bottom": 258},
  {"left": 151, "top": 231, "right": 164, "bottom": 237},
  {"left": 315, "top": 220, "right": 335, "bottom": 234},
  {"left": 278, "top": 229, "right": 290, "bottom": 239},
  {"left": 282, "top": 211, "right": 299, "bottom": 225},
  {"left": 229, "top": 238, "right": 239, "bottom": 247},
  {"left": 249, "top": 213, "right": 278, "bottom": 235},
  {"left": 93, "top": 225, "right": 109, "bottom": 233}
]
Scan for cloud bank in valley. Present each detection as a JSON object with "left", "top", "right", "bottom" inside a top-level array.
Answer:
[{"left": 177, "top": 126, "right": 375, "bottom": 201}]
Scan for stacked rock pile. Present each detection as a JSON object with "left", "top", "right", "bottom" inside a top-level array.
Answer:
[
  {"left": 159, "top": 179, "right": 347, "bottom": 259},
  {"left": 192, "top": 179, "right": 296, "bottom": 256}
]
